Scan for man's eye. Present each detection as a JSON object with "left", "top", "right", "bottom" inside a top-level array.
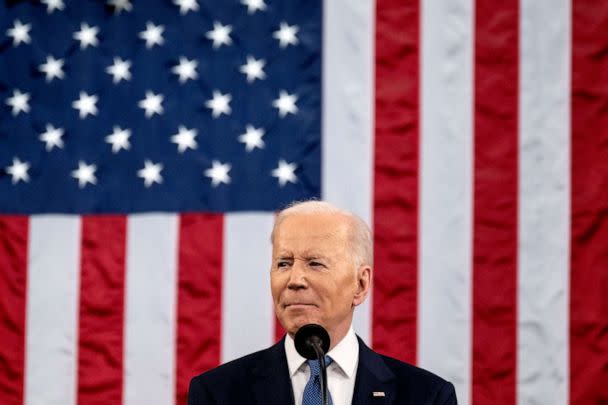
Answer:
[
  {"left": 309, "top": 261, "right": 323, "bottom": 267},
  {"left": 277, "top": 261, "right": 290, "bottom": 268}
]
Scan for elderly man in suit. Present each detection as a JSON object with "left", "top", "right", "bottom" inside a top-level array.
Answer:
[{"left": 189, "top": 200, "right": 457, "bottom": 405}]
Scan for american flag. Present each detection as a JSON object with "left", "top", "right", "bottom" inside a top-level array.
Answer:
[{"left": 0, "top": 1, "right": 606, "bottom": 405}]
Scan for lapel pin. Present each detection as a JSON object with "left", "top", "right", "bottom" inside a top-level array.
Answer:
[{"left": 372, "top": 392, "right": 386, "bottom": 397}]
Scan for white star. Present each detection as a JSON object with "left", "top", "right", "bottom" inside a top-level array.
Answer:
[
  {"left": 106, "top": 57, "right": 131, "bottom": 83},
  {"left": 72, "top": 91, "right": 98, "bottom": 119},
  {"left": 107, "top": 0, "right": 132, "bottom": 14},
  {"left": 5, "top": 89, "right": 30, "bottom": 116},
  {"left": 137, "top": 160, "right": 163, "bottom": 187},
  {"left": 105, "top": 126, "right": 131, "bottom": 153},
  {"left": 272, "top": 90, "right": 298, "bottom": 117},
  {"left": 174, "top": 0, "right": 199, "bottom": 14},
  {"left": 238, "top": 125, "right": 265, "bottom": 152},
  {"left": 205, "top": 90, "right": 231, "bottom": 118},
  {"left": 171, "top": 126, "right": 198, "bottom": 153},
  {"left": 204, "top": 160, "right": 231, "bottom": 187},
  {"left": 41, "top": 0, "right": 65, "bottom": 13},
  {"left": 172, "top": 57, "right": 198, "bottom": 83},
  {"left": 73, "top": 23, "right": 99, "bottom": 49},
  {"left": 138, "top": 91, "right": 164, "bottom": 118},
  {"left": 39, "top": 55, "right": 65, "bottom": 82},
  {"left": 71, "top": 161, "right": 97, "bottom": 188},
  {"left": 241, "top": 0, "right": 266, "bottom": 14},
  {"left": 271, "top": 159, "right": 298, "bottom": 186},
  {"left": 5, "top": 158, "right": 30, "bottom": 184},
  {"left": 240, "top": 55, "right": 266, "bottom": 83},
  {"left": 6, "top": 20, "right": 31, "bottom": 46},
  {"left": 139, "top": 22, "right": 165, "bottom": 48},
  {"left": 39, "top": 124, "right": 64, "bottom": 151},
  {"left": 273, "top": 22, "right": 299, "bottom": 48},
  {"left": 206, "top": 21, "right": 232, "bottom": 49}
]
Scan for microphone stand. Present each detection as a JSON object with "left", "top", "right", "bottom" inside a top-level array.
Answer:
[
  {"left": 295, "top": 324, "right": 331, "bottom": 405},
  {"left": 310, "top": 339, "right": 329, "bottom": 405}
]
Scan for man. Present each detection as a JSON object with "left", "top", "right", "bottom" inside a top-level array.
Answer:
[{"left": 189, "top": 201, "right": 457, "bottom": 404}]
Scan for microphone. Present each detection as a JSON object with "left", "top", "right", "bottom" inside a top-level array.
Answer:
[{"left": 294, "top": 324, "right": 331, "bottom": 405}]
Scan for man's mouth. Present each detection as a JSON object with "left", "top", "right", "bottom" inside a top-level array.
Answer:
[{"left": 284, "top": 302, "right": 317, "bottom": 309}]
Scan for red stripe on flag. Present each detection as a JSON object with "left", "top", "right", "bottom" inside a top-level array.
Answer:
[
  {"left": 77, "top": 216, "right": 126, "bottom": 404},
  {"left": 472, "top": 2, "right": 519, "bottom": 404},
  {"left": 570, "top": 2, "right": 608, "bottom": 403},
  {"left": 274, "top": 315, "right": 285, "bottom": 343},
  {"left": 175, "top": 213, "right": 223, "bottom": 404},
  {"left": 0, "top": 216, "right": 28, "bottom": 405},
  {"left": 372, "top": 0, "right": 420, "bottom": 364}
]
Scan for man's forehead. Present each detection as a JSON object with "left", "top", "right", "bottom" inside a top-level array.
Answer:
[
  {"left": 273, "top": 213, "right": 350, "bottom": 240},
  {"left": 273, "top": 239, "right": 342, "bottom": 261},
  {"left": 276, "top": 213, "right": 349, "bottom": 237},
  {"left": 273, "top": 231, "right": 342, "bottom": 253},
  {"left": 274, "top": 247, "right": 331, "bottom": 258}
]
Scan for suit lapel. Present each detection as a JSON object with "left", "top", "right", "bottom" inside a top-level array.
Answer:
[
  {"left": 251, "top": 339, "right": 295, "bottom": 405},
  {"left": 352, "top": 337, "right": 397, "bottom": 405}
]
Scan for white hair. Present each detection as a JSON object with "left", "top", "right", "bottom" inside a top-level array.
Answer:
[{"left": 271, "top": 200, "right": 373, "bottom": 267}]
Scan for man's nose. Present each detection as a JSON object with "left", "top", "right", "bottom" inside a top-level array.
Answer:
[{"left": 286, "top": 260, "right": 307, "bottom": 289}]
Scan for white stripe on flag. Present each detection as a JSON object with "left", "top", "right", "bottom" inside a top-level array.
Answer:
[
  {"left": 419, "top": 1, "right": 473, "bottom": 404},
  {"left": 124, "top": 214, "right": 178, "bottom": 405},
  {"left": 25, "top": 216, "right": 80, "bottom": 405},
  {"left": 518, "top": 0, "right": 571, "bottom": 404},
  {"left": 322, "top": 0, "right": 374, "bottom": 344},
  {"left": 221, "top": 213, "right": 275, "bottom": 363}
]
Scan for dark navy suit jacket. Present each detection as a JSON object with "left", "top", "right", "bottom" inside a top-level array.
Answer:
[{"left": 188, "top": 337, "right": 457, "bottom": 404}]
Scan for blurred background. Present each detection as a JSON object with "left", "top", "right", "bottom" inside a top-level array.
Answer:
[{"left": 0, "top": 0, "right": 606, "bottom": 404}]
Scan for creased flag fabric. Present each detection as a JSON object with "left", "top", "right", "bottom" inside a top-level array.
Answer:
[{"left": 1, "top": 1, "right": 607, "bottom": 405}]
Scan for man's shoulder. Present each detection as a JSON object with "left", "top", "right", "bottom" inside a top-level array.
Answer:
[
  {"left": 357, "top": 338, "right": 457, "bottom": 404},
  {"left": 188, "top": 342, "right": 292, "bottom": 404},
  {"left": 191, "top": 345, "right": 274, "bottom": 384},
  {"left": 358, "top": 336, "right": 447, "bottom": 384},
  {"left": 378, "top": 352, "right": 449, "bottom": 386}
]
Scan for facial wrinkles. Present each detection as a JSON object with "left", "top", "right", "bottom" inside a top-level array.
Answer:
[
  {"left": 274, "top": 251, "right": 332, "bottom": 264},
  {"left": 270, "top": 215, "right": 367, "bottom": 344},
  {"left": 274, "top": 234, "right": 342, "bottom": 262}
]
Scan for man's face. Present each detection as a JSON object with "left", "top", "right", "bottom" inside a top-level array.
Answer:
[{"left": 270, "top": 213, "right": 370, "bottom": 340}]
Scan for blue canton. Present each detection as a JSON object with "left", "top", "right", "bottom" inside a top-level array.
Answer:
[{"left": 0, "top": 0, "right": 321, "bottom": 213}]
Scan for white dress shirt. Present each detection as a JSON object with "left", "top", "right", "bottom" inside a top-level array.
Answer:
[{"left": 285, "top": 327, "right": 359, "bottom": 405}]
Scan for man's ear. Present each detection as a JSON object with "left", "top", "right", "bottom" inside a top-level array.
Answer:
[{"left": 352, "top": 265, "right": 371, "bottom": 307}]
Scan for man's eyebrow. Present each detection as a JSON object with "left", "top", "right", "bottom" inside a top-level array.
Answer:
[
  {"left": 304, "top": 255, "right": 326, "bottom": 260},
  {"left": 302, "top": 253, "right": 331, "bottom": 262}
]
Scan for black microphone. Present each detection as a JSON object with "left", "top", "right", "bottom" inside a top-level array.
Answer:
[{"left": 294, "top": 324, "right": 331, "bottom": 405}]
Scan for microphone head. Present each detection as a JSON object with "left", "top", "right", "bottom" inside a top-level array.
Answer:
[{"left": 294, "top": 324, "right": 330, "bottom": 360}]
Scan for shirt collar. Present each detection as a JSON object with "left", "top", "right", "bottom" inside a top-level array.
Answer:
[{"left": 284, "top": 327, "right": 359, "bottom": 378}]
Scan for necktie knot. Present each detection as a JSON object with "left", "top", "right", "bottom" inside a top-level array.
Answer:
[{"left": 307, "top": 355, "right": 333, "bottom": 378}]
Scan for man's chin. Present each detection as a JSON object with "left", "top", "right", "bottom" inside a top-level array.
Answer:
[{"left": 283, "top": 316, "right": 321, "bottom": 335}]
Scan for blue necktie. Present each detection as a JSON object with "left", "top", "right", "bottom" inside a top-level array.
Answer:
[{"left": 302, "top": 356, "right": 333, "bottom": 405}]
